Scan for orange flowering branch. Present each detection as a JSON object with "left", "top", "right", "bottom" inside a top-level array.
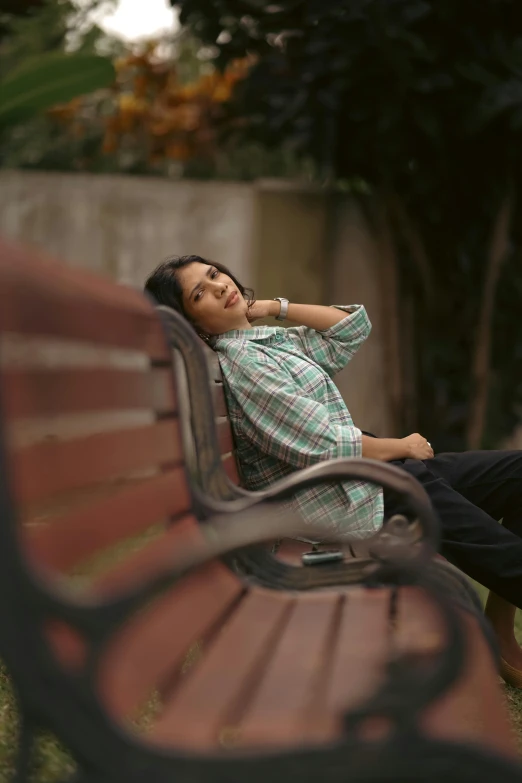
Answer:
[{"left": 49, "top": 44, "right": 252, "bottom": 169}]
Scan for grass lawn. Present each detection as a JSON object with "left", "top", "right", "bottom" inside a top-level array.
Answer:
[
  {"left": 0, "top": 662, "right": 76, "bottom": 783},
  {"left": 0, "top": 585, "right": 521, "bottom": 781}
]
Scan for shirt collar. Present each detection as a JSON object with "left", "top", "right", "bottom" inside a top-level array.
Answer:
[{"left": 210, "top": 325, "right": 284, "bottom": 348}]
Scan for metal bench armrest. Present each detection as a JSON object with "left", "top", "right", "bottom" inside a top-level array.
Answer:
[{"left": 197, "top": 458, "right": 438, "bottom": 551}]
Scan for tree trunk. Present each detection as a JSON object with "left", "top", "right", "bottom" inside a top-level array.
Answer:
[
  {"left": 466, "top": 193, "right": 513, "bottom": 449},
  {"left": 386, "top": 193, "right": 434, "bottom": 435}
]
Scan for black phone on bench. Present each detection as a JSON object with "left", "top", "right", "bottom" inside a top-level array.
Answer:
[{"left": 301, "top": 549, "right": 344, "bottom": 566}]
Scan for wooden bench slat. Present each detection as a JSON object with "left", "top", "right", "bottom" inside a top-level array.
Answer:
[
  {"left": 150, "top": 589, "right": 293, "bottom": 748},
  {"left": 238, "top": 592, "right": 340, "bottom": 747},
  {"left": 212, "top": 384, "right": 228, "bottom": 418},
  {"left": 11, "top": 420, "right": 182, "bottom": 505},
  {"left": 203, "top": 349, "right": 222, "bottom": 382},
  {"left": 216, "top": 418, "right": 234, "bottom": 455},
  {"left": 272, "top": 539, "right": 313, "bottom": 566},
  {"left": 325, "top": 588, "right": 391, "bottom": 714},
  {"left": 87, "top": 515, "right": 202, "bottom": 596},
  {"left": 0, "top": 240, "right": 146, "bottom": 309},
  {"left": 2, "top": 368, "right": 176, "bottom": 419},
  {"left": 222, "top": 454, "right": 240, "bottom": 483},
  {"left": 393, "top": 586, "right": 443, "bottom": 653},
  {"left": 394, "top": 587, "right": 517, "bottom": 757},
  {"left": 24, "top": 468, "right": 190, "bottom": 572},
  {"left": 0, "top": 241, "right": 168, "bottom": 360},
  {"left": 98, "top": 561, "right": 243, "bottom": 719}
]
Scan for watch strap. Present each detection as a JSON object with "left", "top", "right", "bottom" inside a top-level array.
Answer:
[{"left": 273, "top": 297, "right": 289, "bottom": 321}]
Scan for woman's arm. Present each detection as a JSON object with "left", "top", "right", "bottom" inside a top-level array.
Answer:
[
  {"left": 231, "top": 352, "right": 364, "bottom": 468},
  {"left": 252, "top": 300, "right": 346, "bottom": 330},
  {"left": 229, "top": 351, "right": 434, "bottom": 466},
  {"left": 362, "top": 433, "right": 434, "bottom": 461},
  {"left": 249, "top": 301, "right": 370, "bottom": 376}
]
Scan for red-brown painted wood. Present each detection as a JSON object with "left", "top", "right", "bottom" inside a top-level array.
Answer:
[
  {"left": 2, "top": 368, "right": 176, "bottom": 418},
  {"left": 11, "top": 420, "right": 182, "bottom": 506},
  {"left": 24, "top": 468, "right": 190, "bottom": 572}
]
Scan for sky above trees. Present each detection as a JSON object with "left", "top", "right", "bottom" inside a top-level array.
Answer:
[{"left": 97, "top": 0, "right": 176, "bottom": 41}]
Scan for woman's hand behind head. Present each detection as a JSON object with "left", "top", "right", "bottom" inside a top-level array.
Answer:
[{"left": 247, "top": 300, "right": 280, "bottom": 322}]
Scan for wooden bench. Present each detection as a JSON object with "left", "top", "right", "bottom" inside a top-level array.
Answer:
[{"left": 0, "top": 240, "right": 519, "bottom": 781}]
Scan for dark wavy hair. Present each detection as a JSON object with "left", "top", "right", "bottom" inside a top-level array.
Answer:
[{"left": 144, "top": 255, "right": 255, "bottom": 338}]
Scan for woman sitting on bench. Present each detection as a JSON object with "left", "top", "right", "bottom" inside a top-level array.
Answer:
[{"left": 145, "top": 254, "right": 522, "bottom": 686}]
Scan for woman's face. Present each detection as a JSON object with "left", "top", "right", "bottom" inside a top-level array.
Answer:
[{"left": 177, "top": 262, "right": 250, "bottom": 336}]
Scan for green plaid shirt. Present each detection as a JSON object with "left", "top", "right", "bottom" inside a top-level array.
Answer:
[{"left": 212, "top": 306, "right": 383, "bottom": 538}]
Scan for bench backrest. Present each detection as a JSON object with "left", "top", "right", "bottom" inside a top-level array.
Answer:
[
  {"left": 203, "top": 346, "right": 241, "bottom": 485},
  {"left": 0, "top": 240, "right": 260, "bottom": 734},
  {"left": 167, "top": 333, "right": 241, "bottom": 494},
  {"left": 0, "top": 240, "right": 212, "bottom": 591}
]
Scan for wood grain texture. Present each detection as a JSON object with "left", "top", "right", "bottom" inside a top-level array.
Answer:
[
  {"left": 394, "top": 586, "right": 518, "bottom": 758},
  {"left": 0, "top": 240, "right": 168, "bottom": 360},
  {"left": 24, "top": 468, "right": 190, "bottom": 571},
  {"left": 11, "top": 420, "right": 182, "bottom": 505},
  {"left": 2, "top": 368, "right": 176, "bottom": 418}
]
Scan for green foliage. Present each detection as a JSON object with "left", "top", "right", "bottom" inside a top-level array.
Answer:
[
  {"left": 0, "top": 52, "right": 115, "bottom": 128},
  {"left": 172, "top": 0, "right": 522, "bottom": 448},
  {"left": 0, "top": 0, "right": 116, "bottom": 63},
  {"left": 0, "top": 0, "right": 118, "bottom": 162}
]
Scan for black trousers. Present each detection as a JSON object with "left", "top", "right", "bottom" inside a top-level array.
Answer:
[{"left": 383, "top": 450, "right": 522, "bottom": 609}]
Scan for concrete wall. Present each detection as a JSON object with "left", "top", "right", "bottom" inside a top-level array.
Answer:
[
  {"left": 0, "top": 171, "right": 256, "bottom": 287},
  {"left": 0, "top": 170, "right": 393, "bottom": 435},
  {"left": 242, "top": 182, "right": 394, "bottom": 435},
  {"left": 328, "top": 199, "right": 393, "bottom": 437},
  {"left": 251, "top": 183, "right": 330, "bottom": 305}
]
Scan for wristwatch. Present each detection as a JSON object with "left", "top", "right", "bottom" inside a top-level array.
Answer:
[{"left": 273, "top": 297, "right": 289, "bottom": 321}]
